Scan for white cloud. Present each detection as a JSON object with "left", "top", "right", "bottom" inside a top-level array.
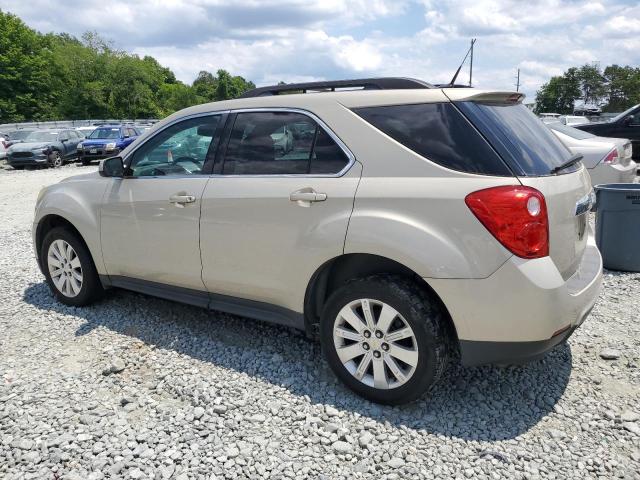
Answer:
[{"left": 1, "top": 0, "right": 639, "bottom": 99}]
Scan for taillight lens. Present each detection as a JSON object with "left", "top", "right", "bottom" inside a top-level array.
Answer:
[
  {"left": 465, "top": 186, "right": 549, "bottom": 259},
  {"left": 603, "top": 148, "right": 618, "bottom": 164}
]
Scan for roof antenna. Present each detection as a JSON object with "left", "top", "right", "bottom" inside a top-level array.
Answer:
[{"left": 448, "top": 38, "right": 476, "bottom": 87}]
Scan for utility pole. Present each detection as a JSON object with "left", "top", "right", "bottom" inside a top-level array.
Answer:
[
  {"left": 469, "top": 38, "right": 476, "bottom": 87},
  {"left": 515, "top": 68, "right": 521, "bottom": 92}
]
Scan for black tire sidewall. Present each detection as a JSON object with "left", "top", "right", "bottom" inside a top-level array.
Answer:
[
  {"left": 320, "top": 277, "right": 444, "bottom": 405},
  {"left": 41, "top": 227, "right": 101, "bottom": 306}
]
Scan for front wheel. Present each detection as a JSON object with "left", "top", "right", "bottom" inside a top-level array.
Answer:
[
  {"left": 48, "top": 151, "right": 63, "bottom": 168},
  {"left": 320, "top": 275, "right": 450, "bottom": 405},
  {"left": 41, "top": 227, "right": 104, "bottom": 306}
]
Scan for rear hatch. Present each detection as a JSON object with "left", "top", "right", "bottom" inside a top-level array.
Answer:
[{"left": 453, "top": 94, "right": 592, "bottom": 279}]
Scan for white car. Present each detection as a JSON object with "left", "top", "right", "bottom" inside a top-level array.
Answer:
[
  {"left": 0, "top": 133, "right": 8, "bottom": 159},
  {"left": 547, "top": 122, "right": 637, "bottom": 185},
  {"left": 559, "top": 115, "right": 590, "bottom": 126}
]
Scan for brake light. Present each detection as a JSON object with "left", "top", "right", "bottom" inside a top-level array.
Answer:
[
  {"left": 465, "top": 186, "right": 549, "bottom": 259},
  {"left": 603, "top": 148, "right": 618, "bottom": 164}
]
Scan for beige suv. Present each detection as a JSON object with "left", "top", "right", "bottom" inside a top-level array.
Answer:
[{"left": 33, "top": 78, "right": 602, "bottom": 404}]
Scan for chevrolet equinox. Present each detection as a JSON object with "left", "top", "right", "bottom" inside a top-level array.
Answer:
[{"left": 33, "top": 78, "right": 602, "bottom": 404}]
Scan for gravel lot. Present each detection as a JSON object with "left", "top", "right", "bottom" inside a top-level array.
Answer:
[{"left": 0, "top": 165, "right": 639, "bottom": 480}]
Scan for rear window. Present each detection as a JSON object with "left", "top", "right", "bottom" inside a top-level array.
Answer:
[
  {"left": 354, "top": 103, "right": 511, "bottom": 176},
  {"left": 457, "top": 102, "right": 576, "bottom": 176}
]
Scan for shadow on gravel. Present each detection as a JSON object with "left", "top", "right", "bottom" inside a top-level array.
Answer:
[{"left": 24, "top": 281, "right": 572, "bottom": 442}]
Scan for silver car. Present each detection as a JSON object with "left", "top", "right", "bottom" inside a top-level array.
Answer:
[
  {"left": 547, "top": 122, "right": 637, "bottom": 185},
  {"left": 33, "top": 78, "right": 602, "bottom": 404}
]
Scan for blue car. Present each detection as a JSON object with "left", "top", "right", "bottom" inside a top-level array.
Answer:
[{"left": 78, "top": 125, "right": 141, "bottom": 165}]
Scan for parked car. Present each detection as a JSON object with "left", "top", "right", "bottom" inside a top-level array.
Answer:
[
  {"left": 547, "top": 122, "right": 636, "bottom": 185},
  {"left": 576, "top": 104, "right": 640, "bottom": 160},
  {"left": 0, "top": 134, "right": 7, "bottom": 160},
  {"left": 5, "top": 129, "right": 37, "bottom": 148},
  {"left": 33, "top": 78, "right": 602, "bottom": 404},
  {"left": 7, "top": 129, "right": 82, "bottom": 169},
  {"left": 539, "top": 112, "right": 561, "bottom": 122},
  {"left": 558, "top": 115, "right": 589, "bottom": 126},
  {"left": 77, "top": 125, "right": 140, "bottom": 165}
]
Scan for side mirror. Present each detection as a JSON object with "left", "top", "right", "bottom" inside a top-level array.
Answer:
[
  {"left": 124, "top": 134, "right": 130, "bottom": 138},
  {"left": 60, "top": 137, "right": 69, "bottom": 142},
  {"left": 99, "top": 156, "right": 125, "bottom": 177},
  {"left": 624, "top": 115, "right": 634, "bottom": 126}
]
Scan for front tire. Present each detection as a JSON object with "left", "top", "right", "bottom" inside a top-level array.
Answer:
[
  {"left": 48, "top": 150, "right": 63, "bottom": 168},
  {"left": 41, "top": 227, "right": 103, "bottom": 306},
  {"left": 320, "top": 275, "right": 450, "bottom": 405}
]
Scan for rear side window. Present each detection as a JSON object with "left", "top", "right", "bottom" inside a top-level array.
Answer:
[
  {"left": 457, "top": 102, "right": 575, "bottom": 176},
  {"left": 223, "top": 111, "right": 350, "bottom": 175},
  {"left": 354, "top": 103, "right": 511, "bottom": 176}
]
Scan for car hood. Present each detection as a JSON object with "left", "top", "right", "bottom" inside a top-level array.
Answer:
[
  {"left": 59, "top": 171, "right": 101, "bottom": 183},
  {"left": 10, "top": 142, "right": 53, "bottom": 151}
]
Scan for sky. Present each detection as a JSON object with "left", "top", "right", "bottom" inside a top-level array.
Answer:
[{"left": 1, "top": 0, "right": 639, "bottom": 101}]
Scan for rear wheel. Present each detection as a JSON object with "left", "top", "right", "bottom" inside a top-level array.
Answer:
[
  {"left": 41, "top": 227, "right": 103, "bottom": 306},
  {"left": 320, "top": 275, "right": 450, "bottom": 405},
  {"left": 81, "top": 158, "right": 90, "bottom": 166},
  {"left": 48, "top": 150, "right": 63, "bottom": 168}
]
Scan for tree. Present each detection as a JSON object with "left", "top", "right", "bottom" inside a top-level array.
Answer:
[{"left": 534, "top": 68, "right": 581, "bottom": 114}]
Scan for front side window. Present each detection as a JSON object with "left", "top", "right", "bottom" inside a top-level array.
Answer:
[
  {"left": 128, "top": 116, "right": 221, "bottom": 177},
  {"left": 222, "top": 111, "right": 350, "bottom": 175}
]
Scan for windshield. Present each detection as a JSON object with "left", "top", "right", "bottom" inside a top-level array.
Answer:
[
  {"left": 8, "top": 130, "right": 34, "bottom": 140},
  {"left": 89, "top": 127, "right": 121, "bottom": 139},
  {"left": 457, "top": 102, "right": 575, "bottom": 176},
  {"left": 24, "top": 131, "right": 60, "bottom": 142},
  {"left": 610, "top": 104, "right": 640, "bottom": 123},
  {"left": 546, "top": 122, "right": 596, "bottom": 140}
]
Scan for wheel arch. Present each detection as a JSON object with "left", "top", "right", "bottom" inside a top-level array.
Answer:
[
  {"left": 35, "top": 214, "right": 94, "bottom": 274},
  {"left": 304, "top": 253, "right": 459, "bottom": 346}
]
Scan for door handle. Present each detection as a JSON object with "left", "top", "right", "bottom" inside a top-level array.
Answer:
[
  {"left": 169, "top": 194, "right": 196, "bottom": 206},
  {"left": 290, "top": 189, "right": 327, "bottom": 203}
]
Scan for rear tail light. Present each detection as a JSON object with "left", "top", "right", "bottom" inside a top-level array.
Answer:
[
  {"left": 465, "top": 186, "right": 549, "bottom": 259},
  {"left": 603, "top": 148, "right": 618, "bottom": 164}
]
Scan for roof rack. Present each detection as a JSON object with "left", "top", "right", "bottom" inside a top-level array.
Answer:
[{"left": 239, "top": 77, "right": 434, "bottom": 98}]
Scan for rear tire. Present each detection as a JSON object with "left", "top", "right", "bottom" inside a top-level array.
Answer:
[
  {"left": 41, "top": 227, "right": 104, "bottom": 306},
  {"left": 320, "top": 275, "right": 450, "bottom": 405},
  {"left": 81, "top": 159, "right": 90, "bottom": 166}
]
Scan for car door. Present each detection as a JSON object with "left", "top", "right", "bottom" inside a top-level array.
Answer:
[
  {"left": 200, "top": 109, "right": 361, "bottom": 314},
  {"left": 101, "top": 113, "right": 225, "bottom": 296},
  {"left": 612, "top": 110, "right": 640, "bottom": 159}
]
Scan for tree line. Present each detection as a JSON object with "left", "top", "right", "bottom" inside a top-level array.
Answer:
[
  {"left": 0, "top": 10, "right": 256, "bottom": 123},
  {"left": 534, "top": 63, "right": 640, "bottom": 114}
]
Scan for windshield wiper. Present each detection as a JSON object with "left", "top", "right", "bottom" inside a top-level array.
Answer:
[{"left": 550, "top": 153, "right": 583, "bottom": 174}]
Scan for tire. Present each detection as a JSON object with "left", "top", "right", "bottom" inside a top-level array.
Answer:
[
  {"left": 81, "top": 159, "right": 90, "bottom": 166},
  {"left": 41, "top": 227, "right": 104, "bottom": 306},
  {"left": 320, "top": 275, "right": 450, "bottom": 405},
  {"left": 48, "top": 150, "right": 63, "bottom": 168}
]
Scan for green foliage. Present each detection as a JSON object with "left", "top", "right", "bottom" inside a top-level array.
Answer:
[
  {"left": 535, "top": 63, "right": 640, "bottom": 114},
  {"left": 0, "top": 10, "right": 256, "bottom": 122}
]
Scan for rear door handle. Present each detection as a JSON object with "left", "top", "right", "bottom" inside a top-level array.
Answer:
[
  {"left": 169, "top": 193, "right": 196, "bottom": 207},
  {"left": 290, "top": 189, "right": 327, "bottom": 203}
]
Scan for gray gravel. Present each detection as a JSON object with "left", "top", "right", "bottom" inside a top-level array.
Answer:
[{"left": 1, "top": 165, "right": 639, "bottom": 479}]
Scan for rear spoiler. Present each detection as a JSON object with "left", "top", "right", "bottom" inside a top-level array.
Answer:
[{"left": 443, "top": 90, "right": 525, "bottom": 105}]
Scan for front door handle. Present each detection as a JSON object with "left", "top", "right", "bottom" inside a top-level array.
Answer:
[
  {"left": 290, "top": 189, "right": 327, "bottom": 205},
  {"left": 169, "top": 193, "right": 196, "bottom": 207}
]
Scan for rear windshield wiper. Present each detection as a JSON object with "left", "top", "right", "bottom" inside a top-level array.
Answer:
[{"left": 550, "top": 153, "right": 583, "bottom": 174}]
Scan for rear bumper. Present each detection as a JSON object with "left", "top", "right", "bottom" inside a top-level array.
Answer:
[
  {"left": 428, "top": 236, "right": 603, "bottom": 366},
  {"left": 589, "top": 160, "right": 638, "bottom": 186}
]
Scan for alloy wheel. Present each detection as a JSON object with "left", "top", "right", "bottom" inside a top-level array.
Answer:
[
  {"left": 50, "top": 152, "right": 62, "bottom": 167},
  {"left": 332, "top": 299, "right": 419, "bottom": 389},
  {"left": 47, "top": 239, "right": 83, "bottom": 297}
]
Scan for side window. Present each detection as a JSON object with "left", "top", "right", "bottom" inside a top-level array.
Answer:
[
  {"left": 223, "top": 111, "right": 350, "bottom": 175},
  {"left": 127, "top": 128, "right": 137, "bottom": 137},
  {"left": 354, "top": 103, "right": 511, "bottom": 176},
  {"left": 128, "top": 115, "right": 221, "bottom": 177}
]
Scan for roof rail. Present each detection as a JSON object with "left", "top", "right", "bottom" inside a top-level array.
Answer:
[{"left": 239, "top": 77, "right": 434, "bottom": 98}]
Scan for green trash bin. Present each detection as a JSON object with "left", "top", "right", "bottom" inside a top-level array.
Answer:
[{"left": 594, "top": 183, "right": 640, "bottom": 272}]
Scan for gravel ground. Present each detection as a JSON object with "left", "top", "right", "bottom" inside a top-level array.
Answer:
[{"left": 0, "top": 165, "right": 639, "bottom": 480}]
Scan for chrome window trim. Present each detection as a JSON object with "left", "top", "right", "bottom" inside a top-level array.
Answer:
[
  {"left": 219, "top": 107, "right": 356, "bottom": 178},
  {"left": 121, "top": 107, "right": 356, "bottom": 179}
]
